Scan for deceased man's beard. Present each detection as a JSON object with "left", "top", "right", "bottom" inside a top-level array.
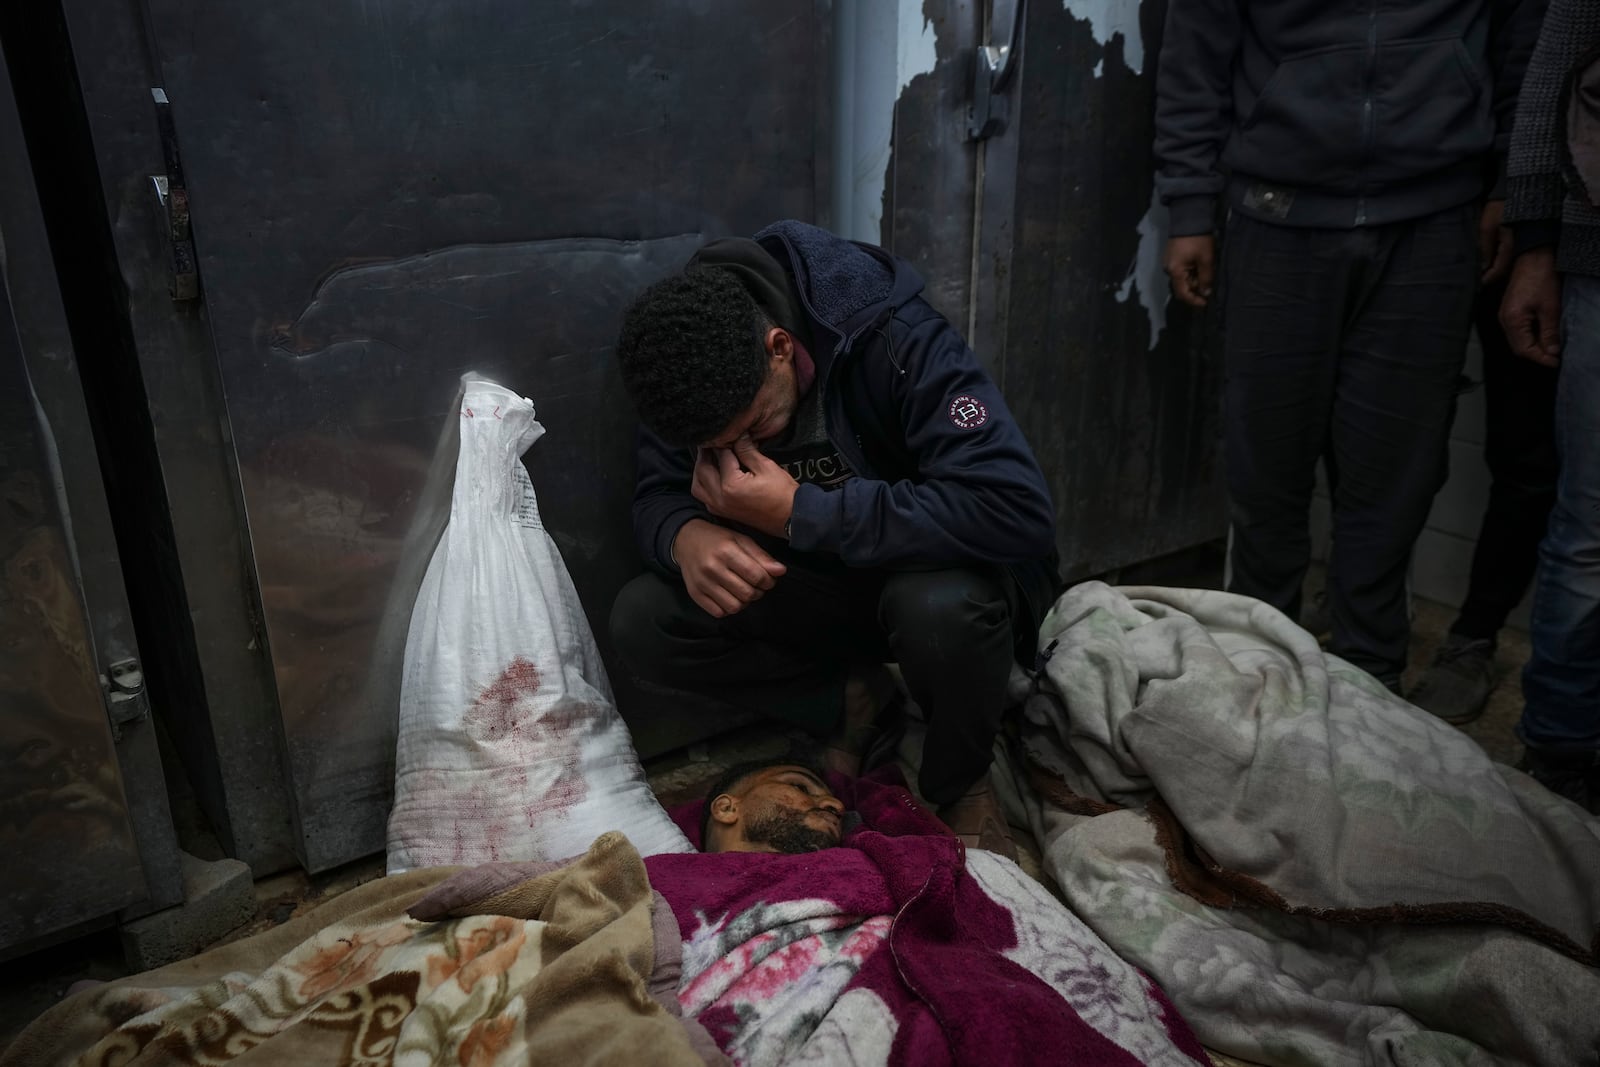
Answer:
[{"left": 743, "top": 807, "right": 838, "bottom": 855}]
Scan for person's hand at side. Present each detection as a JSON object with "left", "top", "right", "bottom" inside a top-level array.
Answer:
[
  {"left": 671, "top": 518, "right": 787, "bottom": 618},
  {"left": 1500, "top": 248, "right": 1562, "bottom": 367},
  {"left": 1164, "top": 234, "right": 1216, "bottom": 307},
  {"left": 691, "top": 437, "right": 799, "bottom": 538},
  {"left": 1479, "top": 200, "right": 1515, "bottom": 283}
]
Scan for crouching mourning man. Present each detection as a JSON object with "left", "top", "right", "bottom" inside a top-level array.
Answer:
[{"left": 608, "top": 220, "right": 1060, "bottom": 860}]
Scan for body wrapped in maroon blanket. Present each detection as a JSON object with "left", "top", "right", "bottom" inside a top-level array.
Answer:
[{"left": 642, "top": 768, "right": 1208, "bottom": 1066}]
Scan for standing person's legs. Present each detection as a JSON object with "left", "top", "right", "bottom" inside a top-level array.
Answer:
[
  {"left": 609, "top": 554, "right": 889, "bottom": 738},
  {"left": 1326, "top": 206, "right": 1477, "bottom": 689},
  {"left": 1221, "top": 216, "right": 1352, "bottom": 621},
  {"left": 1519, "top": 274, "right": 1600, "bottom": 812},
  {"left": 1411, "top": 279, "right": 1559, "bottom": 721}
]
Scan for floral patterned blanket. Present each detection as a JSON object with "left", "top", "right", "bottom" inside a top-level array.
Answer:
[
  {"left": 5, "top": 769, "right": 1209, "bottom": 1067},
  {"left": 0, "top": 833, "right": 721, "bottom": 1067},
  {"left": 647, "top": 769, "right": 1209, "bottom": 1067},
  {"left": 401, "top": 769, "right": 1210, "bottom": 1066},
  {"left": 1010, "top": 582, "right": 1600, "bottom": 1067}
]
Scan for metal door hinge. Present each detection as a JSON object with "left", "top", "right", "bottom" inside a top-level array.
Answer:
[
  {"left": 149, "top": 88, "right": 200, "bottom": 302},
  {"left": 968, "top": 0, "right": 1026, "bottom": 141},
  {"left": 104, "top": 657, "right": 150, "bottom": 740}
]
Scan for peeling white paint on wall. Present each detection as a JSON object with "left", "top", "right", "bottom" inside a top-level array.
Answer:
[
  {"left": 1062, "top": 0, "right": 1145, "bottom": 76},
  {"left": 833, "top": 0, "right": 940, "bottom": 242},
  {"left": 1066, "top": 1, "right": 1163, "bottom": 344},
  {"left": 1115, "top": 187, "right": 1170, "bottom": 350},
  {"left": 896, "top": 0, "right": 938, "bottom": 96},
  {"left": 867, "top": 0, "right": 940, "bottom": 237}
]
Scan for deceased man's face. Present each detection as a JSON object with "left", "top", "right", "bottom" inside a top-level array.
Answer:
[{"left": 704, "top": 765, "right": 845, "bottom": 854}]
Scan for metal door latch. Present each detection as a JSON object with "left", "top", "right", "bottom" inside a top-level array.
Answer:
[
  {"left": 104, "top": 657, "right": 150, "bottom": 739},
  {"left": 149, "top": 88, "right": 199, "bottom": 301},
  {"left": 968, "top": 0, "right": 1026, "bottom": 141}
]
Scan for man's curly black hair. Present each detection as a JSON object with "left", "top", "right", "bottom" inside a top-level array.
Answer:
[{"left": 615, "top": 267, "right": 772, "bottom": 447}]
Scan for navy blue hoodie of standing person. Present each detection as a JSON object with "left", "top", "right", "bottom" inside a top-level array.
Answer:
[
  {"left": 629, "top": 221, "right": 1059, "bottom": 612},
  {"left": 1155, "top": 0, "right": 1548, "bottom": 235}
]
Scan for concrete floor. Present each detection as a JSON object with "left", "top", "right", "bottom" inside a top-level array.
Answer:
[{"left": 0, "top": 588, "right": 1534, "bottom": 1054}]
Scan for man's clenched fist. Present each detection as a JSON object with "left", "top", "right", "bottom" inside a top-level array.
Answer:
[{"left": 672, "top": 519, "right": 787, "bottom": 618}]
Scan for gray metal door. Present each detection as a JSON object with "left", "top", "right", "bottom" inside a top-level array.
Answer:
[
  {"left": 66, "top": 0, "right": 833, "bottom": 871},
  {"left": 0, "top": 317, "right": 143, "bottom": 954},
  {"left": 0, "top": 282, "right": 149, "bottom": 955},
  {"left": 886, "top": 0, "right": 1225, "bottom": 579},
  {"left": 0, "top": 46, "right": 183, "bottom": 952}
]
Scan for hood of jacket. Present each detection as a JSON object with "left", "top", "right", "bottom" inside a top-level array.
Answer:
[{"left": 754, "top": 220, "right": 927, "bottom": 365}]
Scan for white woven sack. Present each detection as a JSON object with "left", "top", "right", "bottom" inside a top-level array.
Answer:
[{"left": 386, "top": 375, "right": 691, "bottom": 871}]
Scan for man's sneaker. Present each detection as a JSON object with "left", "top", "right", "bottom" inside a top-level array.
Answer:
[
  {"left": 1407, "top": 634, "right": 1496, "bottom": 725},
  {"left": 1518, "top": 745, "right": 1600, "bottom": 816}
]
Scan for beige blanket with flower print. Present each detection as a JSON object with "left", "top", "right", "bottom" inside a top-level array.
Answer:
[{"left": 2, "top": 832, "right": 720, "bottom": 1067}]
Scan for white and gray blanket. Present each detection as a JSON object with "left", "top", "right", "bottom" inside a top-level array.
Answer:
[{"left": 1007, "top": 582, "right": 1600, "bottom": 1067}]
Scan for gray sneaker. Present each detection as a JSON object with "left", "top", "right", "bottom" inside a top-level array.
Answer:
[{"left": 1407, "top": 634, "right": 1496, "bottom": 725}]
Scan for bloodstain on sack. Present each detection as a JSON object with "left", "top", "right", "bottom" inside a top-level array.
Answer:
[
  {"left": 531, "top": 703, "right": 595, "bottom": 812},
  {"left": 462, "top": 656, "right": 589, "bottom": 822},
  {"left": 464, "top": 657, "right": 543, "bottom": 749},
  {"left": 524, "top": 702, "right": 591, "bottom": 821}
]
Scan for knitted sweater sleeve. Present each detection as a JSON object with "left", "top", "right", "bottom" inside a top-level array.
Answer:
[{"left": 1506, "top": 0, "right": 1600, "bottom": 227}]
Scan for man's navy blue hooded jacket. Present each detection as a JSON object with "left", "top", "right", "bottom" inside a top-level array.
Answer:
[{"left": 630, "top": 221, "right": 1057, "bottom": 597}]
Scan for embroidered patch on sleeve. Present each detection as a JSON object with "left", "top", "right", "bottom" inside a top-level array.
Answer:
[{"left": 948, "top": 395, "right": 989, "bottom": 429}]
